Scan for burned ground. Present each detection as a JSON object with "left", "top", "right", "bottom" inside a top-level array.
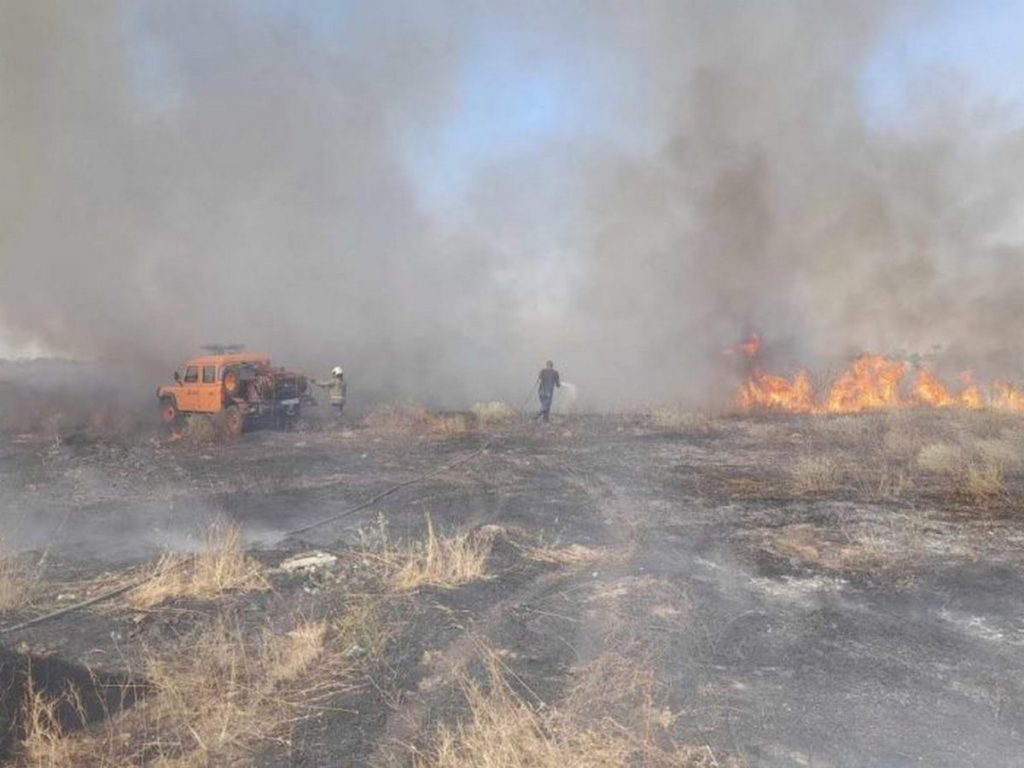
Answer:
[{"left": 1, "top": 411, "right": 1023, "bottom": 766}]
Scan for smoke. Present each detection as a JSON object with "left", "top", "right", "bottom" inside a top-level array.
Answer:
[{"left": 2, "top": 1, "right": 1023, "bottom": 408}]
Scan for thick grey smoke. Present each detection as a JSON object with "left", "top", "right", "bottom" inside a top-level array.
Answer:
[{"left": 2, "top": 1, "right": 1023, "bottom": 408}]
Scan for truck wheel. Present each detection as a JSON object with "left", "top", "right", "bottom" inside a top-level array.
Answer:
[
  {"left": 222, "top": 405, "right": 243, "bottom": 436},
  {"left": 159, "top": 398, "right": 179, "bottom": 427}
]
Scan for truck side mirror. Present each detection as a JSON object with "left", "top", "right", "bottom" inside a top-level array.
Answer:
[{"left": 174, "top": 371, "right": 182, "bottom": 384}]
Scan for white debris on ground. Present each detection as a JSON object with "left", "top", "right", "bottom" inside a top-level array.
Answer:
[{"left": 279, "top": 551, "right": 339, "bottom": 573}]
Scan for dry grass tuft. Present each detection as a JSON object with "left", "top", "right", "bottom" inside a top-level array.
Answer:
[
  {"left": 647, "top": 405, "right": 715, "bottom": 433},
  {"left": 364, "top": 403, "right": 468, "bottom": 438},
  {"left": 33, "top": 611, "right": 356, "bottom": 767},
  {"left": 916, "top": 442, "right": 963, "bottom": 474},
  {"left": 0, "top": 550, "right": 37, "bottom": 614},
  {"left": 770, "top": 517, "right": 929, "bottom": 574},
  {"left": 129, "top": 522, "right": 267, "bottom": 608},
  {"left": 334, "top": 596, "right": 391, "bottom": 662},
  {"left": 179, "top": 413, "right": 217, "bottom": 444},
  {"left": 130, "top": 615, "right": 339, "bottom": 766},
  {"left": 261, "top": 620, "right": 329, "bottom": 682},
  {"left": 959, "top": 461, "right": 1006, "bottom": 503},
  {"left": 470, "top": 401, "right": 516, "bottom": 426},
  {"left": 788, "top": 456, "right": 840, "bottom": 494},
  {"left": 385, "top": 517, "right": 497, "bottom": 591},
  {"left": 414, "top": 651, "right": 734, "bottom": 768},
  {"left": 20, "top": 677, "right": 89, "bottom": 768},
  {"left": 972, "top": 438, "right": 1021, "bottom": 471},
  {"left": 519, "top": 542, "right": 601, "bottom": 566}
]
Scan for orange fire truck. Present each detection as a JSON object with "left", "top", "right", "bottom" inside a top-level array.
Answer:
[{"left": 157, "top": 348, "right": 311, "bottom": 434}]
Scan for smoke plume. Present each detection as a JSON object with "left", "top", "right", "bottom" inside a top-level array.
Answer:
[{"left": 2, "top": 1, "right": 1023, "bottom": 408}]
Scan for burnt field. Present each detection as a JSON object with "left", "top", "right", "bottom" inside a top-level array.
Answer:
[{"left": 2, "top": 409, "right": 1024, "bottom": 766}]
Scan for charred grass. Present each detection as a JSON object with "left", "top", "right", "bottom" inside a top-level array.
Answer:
[{"left": 412, "top": 645, "right": 741, "bottom": 768}]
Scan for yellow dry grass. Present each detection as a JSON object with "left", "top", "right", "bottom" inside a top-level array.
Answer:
[
  {"left": 129, "top": 522, "right": 267, "bottom": 609},
  {"left": 20, "top": 677, "right": 89, "bottom": 768},
  {"left": 363, "top": 403, "right": 469, "bottom": 438},
  {"left": 0, "top": 550, "right": 36, "bottom": 614},
  {"left": 972, "top": 438, "right": 1022, "bottom": 471},
  {"left": 518, "top": 541, "right": 601, "bottom": 566},
  {"left": 385, "top": 517, "right": 496, "bottom": 591},
  {"left": 178, "top": 413, "right": 217, "bottom": 444},
  {"left": 470, "top": 401, "right": 516, "bottom": 426},
  {"left": 788, "top": 456, "right": 840, "bottom": 494},
  {"left": 647, "top": 405, "right": 714, "bottom": 433},
  {"left": 916, "top": 442, "right": 963, "bottom": 474},
  {"left": 413, "top": 651, "right": 735, "bottom": 768},
  {"left": 959, "top": 461, "right": 1006, "bottom": 503},
  {"left": 22, "top": 612, "right": 355, "bottom": 767}
]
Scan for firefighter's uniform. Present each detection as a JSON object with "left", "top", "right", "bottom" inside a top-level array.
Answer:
[{"left": 314, "top": 367, "right": 347, "bottom": 415}]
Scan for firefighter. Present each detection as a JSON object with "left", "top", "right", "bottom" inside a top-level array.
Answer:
[
  {"left": 313, "top": 366, "right": 347, "bottom": 416},
  {"left": 536, "top": 360, "right": 560, "bottom": 423}
]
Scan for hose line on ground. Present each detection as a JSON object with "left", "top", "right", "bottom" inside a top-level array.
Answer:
[{"left": 0, "top": 439, "right": 492, "bottom": 636}]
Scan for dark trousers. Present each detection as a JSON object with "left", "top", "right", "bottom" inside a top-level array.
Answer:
[{"left": 538, "top": 391, "right": 553, "bottom": 422}]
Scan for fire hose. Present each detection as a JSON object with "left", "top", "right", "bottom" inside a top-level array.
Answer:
[{"left": 0, "top": 439, "right": 492, "bottom": 636}]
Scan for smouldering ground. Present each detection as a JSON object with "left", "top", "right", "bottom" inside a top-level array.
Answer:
[{"left": 2, "top": 408, "right": 1024, "bottom": 766}]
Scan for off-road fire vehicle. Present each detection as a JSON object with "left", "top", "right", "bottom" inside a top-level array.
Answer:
[{"left": 157, "top": 349, "right": 311, "bottom": 434}]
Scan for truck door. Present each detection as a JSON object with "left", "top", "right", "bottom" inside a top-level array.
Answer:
[
  {"left": 198, "top": 364, "right": 221, "bottom": 412},
  {"left": 179, "top": 365, "right": 202, "bottom": 411}
]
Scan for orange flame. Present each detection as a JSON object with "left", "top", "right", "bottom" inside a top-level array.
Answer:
[
  {"left": 911, "top": 367, "right": 954, "bottom": 408},
  {"left": 823, "top": 356, "right": 905, "bottom": 413},
  {"left": 735, "top": 343, "right": 1024, "bottom": 414},
  {"left": 992, "top": 380, "right": 1024, "bottom": 411},
  {"left": 740, "top": 369, "right": 813, "bottom": 413},
  {"left": 959, "top": 371, "right": 984, "bottom": 409}
]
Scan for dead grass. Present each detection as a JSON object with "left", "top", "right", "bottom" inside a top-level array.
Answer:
[
  {"left": 364, "top": 403, "right": 468, "bottom": 438},
  {"left": 959, "top": 461, "right": 1006, "bottom": 503},
  {"left": 128, "top": 522, "right": 267, "bottom": 608},
  {"left": 647, "top": 405, "right": 715, "bottom": 433},
  {"left": 122, "top": 615, "right": 337, "bottom": 766},
  {"left": 916, "top": 442, "right": 963, "bottom": 474},
  {"left": 413, "top": 649, "right": 736, "bottom": 768},
  {"left": 972, "top": 438, "right": 1022, "bottom": 471},
  {"left": 771, "top": 518, "right": 929, "bottom": 573},
  {"left": 384, "top": 517, "right": 497, "bottom": 591},
  {"left": 20, "top": 677, "right": 89, "bottom": 768},
  {"left": 470, "top": 401, "right": 516, "bottom": 427},
  {"left": 518, "top": 541, "right": 601, "bottom": 566},
  {"left": 788, "top": 456, "right": 840, "bottom": 494},
  {"left": 0, "top": 550, "right": 37, "bottom": 614},
  {"left": 23, "top": 610, "right": 358, "bottom": 767},
  {"left": 178, "top": 413, "right": 217, "bottom": 444},
  {"left": 848, "top": 458, "right": 915, "bottom": 500}
]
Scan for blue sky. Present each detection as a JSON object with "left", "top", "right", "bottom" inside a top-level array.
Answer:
[
  {"left": 862, "top": 0, "right": 1024, "bottom": 126},
  {"left": 119, "top": 0, "right": 1024, "bottom": 203}
]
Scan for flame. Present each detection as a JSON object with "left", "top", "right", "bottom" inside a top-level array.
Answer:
[
  {"left": 740, "top": 368, "right": 813, "bottom": 412},
  {"left": 734, "top": 340, "right": 1024, "bottom": 414},
  {"left": 992, "top": 380, "right": 1024, "bottom": 411},
  {"left": 823, "top": 356, "right": 905, "bottom": 413},
  {"left": 959, "top": 371, "right": 984, "bottom": 409},
  {"left": 911, "top": 367, "right": 954, "bottom": 408},
  {"left": 722, "top": 332, "right": 761, "bottom": 359}
]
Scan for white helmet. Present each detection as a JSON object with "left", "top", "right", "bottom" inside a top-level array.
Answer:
[{"left": 331, "top": 366, "right": 344, "bottom": 377}]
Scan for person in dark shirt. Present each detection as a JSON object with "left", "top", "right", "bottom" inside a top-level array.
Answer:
[{"left": 536, "top": 360, "right": 560, "bottom": 423}]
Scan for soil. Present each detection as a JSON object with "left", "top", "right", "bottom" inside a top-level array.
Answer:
[{"left": 2, "top": 413, "right": 1023, "bottom": 766}]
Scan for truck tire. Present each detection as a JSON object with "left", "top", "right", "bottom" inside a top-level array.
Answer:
[
  {"left": 222, "top": 405, "right": 243, "bottom": 436},
  {"left": 159, "top": 397, "right": 179, "bottom": 427}
]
